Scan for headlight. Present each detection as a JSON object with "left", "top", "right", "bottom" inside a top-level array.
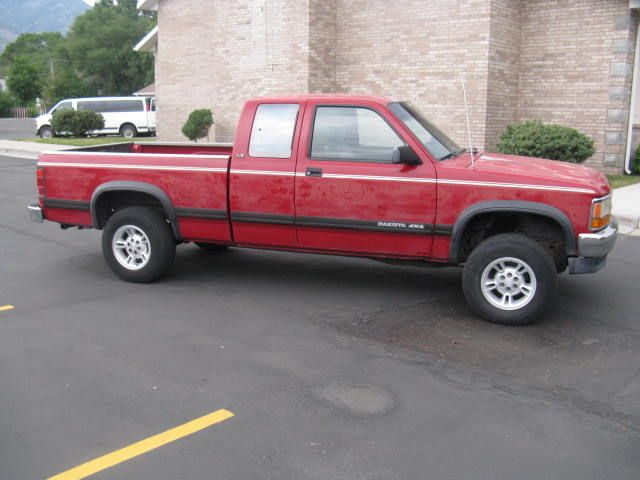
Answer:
[{"left": 589, "top": 195, "right": 612, "bottom": 231}]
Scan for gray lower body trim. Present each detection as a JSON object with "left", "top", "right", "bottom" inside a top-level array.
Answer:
[
  {"left": 569, "top": 256, "right": 607, "bottom": 274},
  {"left": 43, "top": 198, "right": 90, "bottom": 210},
  {"left": 231, "top": 212, "right": 452, "bottom": 235},
  {"left": 175, "top": 207, "right": 227, "bottom": 220}
]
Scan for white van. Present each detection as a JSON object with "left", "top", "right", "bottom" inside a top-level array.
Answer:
[{"left": 35, "top": 96, "right": 156, "bottom": 139}]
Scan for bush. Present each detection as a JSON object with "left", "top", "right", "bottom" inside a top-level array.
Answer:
[
  {"left": 0, "top": 91, "right": 15, "bottom": 118},
  {"left": 182, "top": 109, "right": 213, "bottom": 142},
  {"left": 634, "top": 145, "right": 640, "bottom": 174},
  {"left": 51, "top": 109, "right": 105, "bottom": 137},
  {"left": 497, "top": 120, "right": 595, "bottom": 163}
]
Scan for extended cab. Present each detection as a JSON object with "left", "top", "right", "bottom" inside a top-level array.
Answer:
[{"left": 28, "top": 95, "right": 617, "bottom": 325}]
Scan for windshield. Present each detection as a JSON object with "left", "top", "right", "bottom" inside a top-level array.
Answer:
[{"left": 389, "top": 102, "right": 461, "bottom": 160}]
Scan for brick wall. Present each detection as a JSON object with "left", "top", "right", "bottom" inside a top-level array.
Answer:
[
  {"left": 334, "top": 0, "right": 492, "bottom": 150},
  {"left": 156, "top": 0, "right": 311, "bottom": 142},
  {"left": 153, "top": 0, "right": 637, "bottom": 172},
  {"left": 484, "top": 0, "right": 522, "bottom": 151},
  {"left": 517, "top": 0, "right": 637, "bottom": 172}
]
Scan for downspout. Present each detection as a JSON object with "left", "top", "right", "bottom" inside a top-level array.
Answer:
[{"left": 624, "top": 14, "right": 640, "bottom": 174}]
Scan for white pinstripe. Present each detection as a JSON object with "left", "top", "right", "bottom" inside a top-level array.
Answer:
[{"left": 37, "top": 162, "right": 597, "bottom": 194}]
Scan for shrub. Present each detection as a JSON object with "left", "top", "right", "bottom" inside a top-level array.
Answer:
[
  {"left": 0, "top": 91, "right": 15, "bottom": 118},
  {"left": 51, "top": 109, "right": 105, "bottom": 137},
  {"left": 634, "top": 144, "right": 640, "bottom": 174},
  {"left": 182, "top": 109, "right": 213, "bottom": 142},
  {"left": 497, "top": 120, "right": 595, "bottom": 163}
]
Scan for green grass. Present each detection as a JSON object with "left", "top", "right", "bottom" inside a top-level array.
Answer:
[
  {"left": 606, "top": 174, "right": 640, "bottom": 189},
  {"left": 17, "top": 136, "right": 155, "bottom": 146}
]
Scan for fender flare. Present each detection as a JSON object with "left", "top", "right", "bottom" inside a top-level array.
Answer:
[
  {"left": 449, "top": 200, "right": 576, "bottom": 263},
  {"left": 90, "top": 181, "right": 181, "bottom": 240}
]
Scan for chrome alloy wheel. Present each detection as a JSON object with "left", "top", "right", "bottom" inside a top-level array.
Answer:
[
  {"left": 112, "top": 225, "right": 152, "bottom": 270},
  {"left": 480, "top": 257, "right": 537, "bottom": 311}
]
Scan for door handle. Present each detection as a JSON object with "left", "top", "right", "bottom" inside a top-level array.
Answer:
[{"left": 306, "top": 167, "right": 323, "bottom": 177}]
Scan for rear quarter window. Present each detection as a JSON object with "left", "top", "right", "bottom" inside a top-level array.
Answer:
[{"left": 249, "top": 104, "right": 300, "bottom": 159}]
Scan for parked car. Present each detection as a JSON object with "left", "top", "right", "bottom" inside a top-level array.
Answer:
[
  {"left": 27, "top": 94, "right": 616, "bottom": 325},
  {"left": 35, "top": 96, "right": 156, "bottom": 139}
]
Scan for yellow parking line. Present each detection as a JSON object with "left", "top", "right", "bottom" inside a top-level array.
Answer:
[
  {"left": 48, "top": 408, "right": 235, "bottom": 480},
  {"left": 0, "top": 305, "right": 15, "bottom": 312}
]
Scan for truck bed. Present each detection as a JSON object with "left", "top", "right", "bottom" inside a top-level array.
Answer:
[{"left": 37, "top": 141, "right": 234, "bottom": 243}]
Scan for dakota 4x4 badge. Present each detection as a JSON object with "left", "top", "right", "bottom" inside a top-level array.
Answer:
[{"left": 377, "top": 221, "right": 425, "bottom": 230}]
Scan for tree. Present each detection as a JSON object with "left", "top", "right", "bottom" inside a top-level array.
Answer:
[
  {"left": 43, "top": 69, "right": 92, "bottom": 104},
  {"left": 65, "top": 0, "right": 155, "bottom": 96},
  {"left": 7, "top": 56, "right": 41, "bottom": 103},
  {"left": 0, "top": 1, "right": 155, "bottom": 105},
  {"left": 182, "top": 109, "right": 214, "bottom": 142},
  {"left": 0, "top": 91, "right": 15, "bottom": 118}
]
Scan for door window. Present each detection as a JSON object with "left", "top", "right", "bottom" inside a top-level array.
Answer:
[
  {"left": 311, "top": 107, "right": 404, "bottom": 162},
  {"left": 249, "top": 104, "right": 299, "bottom": 158},
  {"left": 51, "top": 101, "right": 72, "bottom": 113}
]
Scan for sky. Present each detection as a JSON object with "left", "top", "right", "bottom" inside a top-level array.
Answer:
[{"left": 82, "top": 0, "right": 97, "bottom": 5}]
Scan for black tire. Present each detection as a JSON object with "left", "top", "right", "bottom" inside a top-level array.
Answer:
[
  {"left": 195, "top": 242, "right": 229, "bottom": 252},
  {"left": 102, "top": 206, "right": 176, "bottom": 283},
  {"left": 120, "top": 123, "right": 137, "bottom": 139},
  {"left": 39, "top": 126, "right": 53, "bottom": 138},
  {"left": 462, "top": 233, "right": 557, "bottom": 326}
]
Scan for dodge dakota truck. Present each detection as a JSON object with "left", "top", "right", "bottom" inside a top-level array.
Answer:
[{"left": 28, "top": 95, "right": 617, "bottom": 325}]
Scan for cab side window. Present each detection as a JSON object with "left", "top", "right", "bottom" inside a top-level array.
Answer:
[
  {"left": 249, "top": 104, "right": 299, "bottom": 159},
  {"left": 310, "top": 106, "right": 404, "bottom": 162}
]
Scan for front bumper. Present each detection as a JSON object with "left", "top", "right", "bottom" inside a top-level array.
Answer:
[
  {"left": 569, "top": 217, "right": 618, "bottom": 274},
  {"left": 28, "top": 203, "right": 43, "bottom": 223}
]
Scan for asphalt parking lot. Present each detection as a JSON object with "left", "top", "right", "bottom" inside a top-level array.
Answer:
[{"left": 1, "top": 153, "right": 639, "bottom": 479}]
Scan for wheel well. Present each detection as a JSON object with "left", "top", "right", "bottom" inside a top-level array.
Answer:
[
  {"left": 120, "top": 123, "right": 136, "bottom": 132},
  {"left": 93, "top": 190, "right": 166, "bottom": 230},
  {"left": 456, "top": 212, "right": 568, "bottom": 272}
]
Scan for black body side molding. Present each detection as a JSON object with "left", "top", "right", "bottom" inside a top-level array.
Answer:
[
  {"left": 449, "top": 200, "right": 577, "bottom": 264},
  {"left": 90, "top": 181, "right": 181, "bottom": 240}
]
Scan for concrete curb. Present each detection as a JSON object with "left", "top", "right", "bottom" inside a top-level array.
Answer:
[{"left": 0, "top": 148, "right": 39, "bottom": 160}]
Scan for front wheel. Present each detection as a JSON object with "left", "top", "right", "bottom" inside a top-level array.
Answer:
[
  {"left": 39, "top": 126, "right": 53, "bottom": 138},
  {"left": 462, "top": 233, "right": 557, "bottom": 326},
  {"left": 102, "top": 206, "right": 176, "bottom": 283}
]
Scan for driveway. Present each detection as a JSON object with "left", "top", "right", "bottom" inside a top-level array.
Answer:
[
  {"left": 0, "top": 117, "right": 35, "bottom": 139},
  {"left": 1, "top": 154, "right": 639, "bottom": 479}
]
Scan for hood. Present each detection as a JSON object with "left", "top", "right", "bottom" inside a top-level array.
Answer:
[{"left": 471, "top": 152, "right": 609, "bottom": 194}]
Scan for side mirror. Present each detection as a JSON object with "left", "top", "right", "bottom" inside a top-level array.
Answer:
[{"left": 392, "top": 146, "right": 422, "bottom": 166}]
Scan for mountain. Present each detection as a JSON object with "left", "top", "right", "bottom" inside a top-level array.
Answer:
[{"left": 0, "top": 0, "right": 90, "bottom": 54}]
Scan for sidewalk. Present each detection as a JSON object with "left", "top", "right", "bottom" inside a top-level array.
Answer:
[
  {"left": 612, "top": 183, "right": 640, "bottom": 235},
  {"left": 0, "top": 139, "right": 70, "bottom": 160}
]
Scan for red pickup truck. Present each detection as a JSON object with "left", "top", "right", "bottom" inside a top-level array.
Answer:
[{"left": 28, "top": 95, "right": 617, "bottom": 325}]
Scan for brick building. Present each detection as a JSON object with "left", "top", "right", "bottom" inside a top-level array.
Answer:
[{"left": 136, "top": 0, "right": 640, "bottom": 174}]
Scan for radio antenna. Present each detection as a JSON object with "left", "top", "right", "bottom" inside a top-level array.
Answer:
[{"left": 461, "top": 76, "right": 475, "bottom": 168}]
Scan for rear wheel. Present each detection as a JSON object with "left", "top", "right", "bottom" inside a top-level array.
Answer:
[
  {"left": 120, "top": 123, "right": 137, "bottom": 139},
  {"left": 102, "top": 206, "right": 175, "bottom": 283},
  {"left": 462, "top": 233, "right": 557, "bottom": 326}
]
